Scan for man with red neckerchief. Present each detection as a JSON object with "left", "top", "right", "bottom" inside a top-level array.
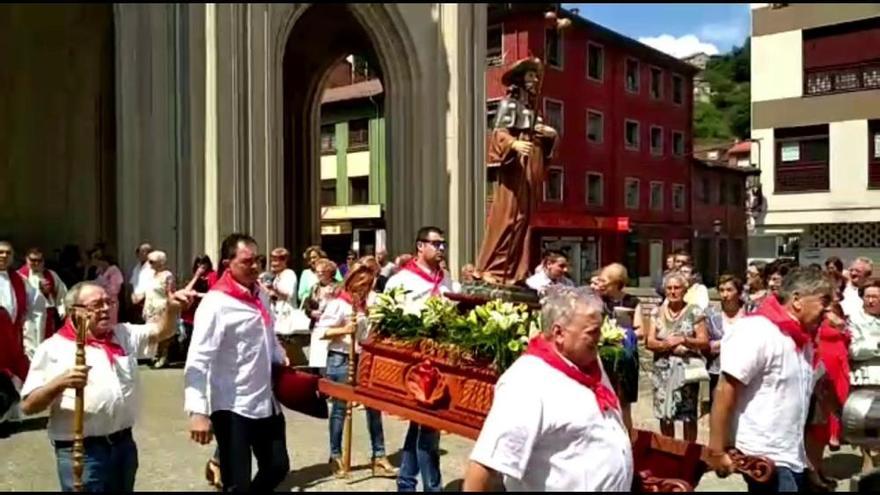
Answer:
[
  {"left": 384, "top": 226, "right": 453, "bottom": 492},
  {"left": 463, "top": 286, "right": 633, "bottom": 492},
  {"left": 184, "top": 233, "right": 291, "bottom": 492},
  {"left": 709, "top": 266, "right": 834, "bottom": 493},
  {"left": 18, "top": 280, "right": 192, "bottom": 491}
]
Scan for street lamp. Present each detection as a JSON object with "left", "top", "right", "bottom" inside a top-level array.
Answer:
[{"left": 713, "top": 219, "right": 722, "bottom": 287}]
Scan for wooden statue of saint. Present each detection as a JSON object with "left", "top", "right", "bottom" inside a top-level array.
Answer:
[{"left": 476, "top": 57, "right": 559, "bottom": 286}]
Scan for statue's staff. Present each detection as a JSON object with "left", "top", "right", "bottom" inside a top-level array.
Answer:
[{"left": 71, "top": 311, "right": 90, "bottom": 492}]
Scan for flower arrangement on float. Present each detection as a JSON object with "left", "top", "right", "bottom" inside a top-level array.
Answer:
[{"left": 598, "top": 316, "right": 628, "bottom": 376}]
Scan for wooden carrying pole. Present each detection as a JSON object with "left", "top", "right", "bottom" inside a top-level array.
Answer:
[
  {"left": 341, "top": 312, "right": 357, "bottom": 476},
  {"left": 72, "top": 312, "right": 89, "bottom": 492}
]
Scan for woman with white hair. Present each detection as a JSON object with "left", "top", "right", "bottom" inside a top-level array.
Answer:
[
  {"left": 142, "top": 250, "right": 176, "bottom": 369},
  {"left": 647, "top": 270, "right": 709, "bottom": 442}
]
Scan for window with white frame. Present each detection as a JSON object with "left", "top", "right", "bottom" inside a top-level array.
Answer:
[
  {"left": 586, "top": 110, "right": 603, "bottom": 143},
  {"left": 544, "top": 99, "right": 564, "bottom": 135},
  {"left": 650, "top": 126, "right": 663, "bottom": 156},
  {"left": 650, "top": 67, "right": 663, "bottom": 99},
  {"left": 487, "top": 24, "right": 503, "bottom": 67},
  {"left": 545, "top": 28, "right": 563, "bottom": 69},
  {"left": 625, "top": 58, "right": 640, "bottom": 93},
  {"left": 672, "top": 184, "right": 685, "bottom": 211},
  {"left": 625, "top": 120, "right": 640, "bottom": 150},
  {"left": 544, "top": 167, "right": 564, "bottom": 202},
  {"left": 586, "top": 173, "right": 603, "bottom": 206},
  {"left": 650, "top": 182, "right": 664, "bottom": 211},
  {"left": 624, "top": 178, "right": 640, "bottom": 209},
  {"left": 672, "top": 74, "right": 684, "bottom": 104},
  {"left": 673, "top": 131, "right": 685, "bottom": 156},
  {"left": 587, "top": 42, "right": 604, "bottom": 81}
]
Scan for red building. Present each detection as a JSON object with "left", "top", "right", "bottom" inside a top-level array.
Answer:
[{"left": 487, "top": 4, "right": 699, "bottom": 285}]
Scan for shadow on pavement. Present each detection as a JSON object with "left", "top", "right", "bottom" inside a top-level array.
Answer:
[{"left": 278, "top": 449, "right": 407, "bottom": 491}]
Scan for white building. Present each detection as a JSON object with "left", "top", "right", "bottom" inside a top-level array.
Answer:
[{"left": 748, "top": 3, "right": 880, "bottom": 265}]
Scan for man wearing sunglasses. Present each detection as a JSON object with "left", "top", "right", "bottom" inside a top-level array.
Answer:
[{"left": 384, "top": 226, "right": 453, "bottom": 492}]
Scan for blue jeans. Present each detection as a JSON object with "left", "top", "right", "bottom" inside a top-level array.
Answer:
[
  {"left": 54, "top": 432, "right": 138, "bottom": 492},
  {"left": 326, "top": 351, "right": 386, "bottom": 458},
  {"left": 397, "top": 422, "right": 442, "bottom": 492},
  {"left": 746, "top": 466, "right": 804, "bottom": 493}
]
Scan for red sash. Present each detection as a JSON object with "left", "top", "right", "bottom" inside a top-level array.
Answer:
[
  {"left": 754, "top": 295, "right": 812, "bottom": 352},
  {"left": 523, "top": 336, "right": 620, "bottom": 413},
  {"left": 211, "top": 271, "right": 270, "bottom": 326},
  {"left": 0, "top": 271, "right": 29, "bottom": 380},
  {"left": 401, "top": 260, "right": 444, "bottom": 296},
  {"left": 57, "top": 318, "right": 126, "bottom": 366}
]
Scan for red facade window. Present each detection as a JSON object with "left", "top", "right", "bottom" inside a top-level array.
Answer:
[
  {"left": 650, "top": 126, "right": 663, "bottom": 156},
  {"left": 672, "top": 75, "right": 684, "bottom": 104},
  {"left": 545, "top": 28, "right": 563, "bottom": 69},
  {"left": 544, "top": 167, "right": 564, "bottom": 202},
  {"left": 869, "top": 120, "right": 880, "bottom": 189},
  {"left": 672, "top": 131, "right": 685, "bottom": 156},
  {"left": 625, "top": 58, "right": 640, "bottom": 93},
  {"left": 586, "top": 110, "right": 603, "bottom": 143},
  {"left": 625, "top": 120, "right": 640, "bottom": 150},
  {"left": 544, "top": 98, "right": 564, "bottom": 135},
  {"left": 624, "top": 178, "right": 640, "bottom": 209},
  {"left": 649, "top": 181, "right": 664, "bottom": 211},
  {"left": 775, "top": 124, "right": 829, "bottom": 193},
  {"left": 672, "top": 184, "right": 686, "bottom": 211},
  {"left": 650, "top": 67, "right": 663, "bottom": 99},
  {"left": 586, "top": 173, "right": 603, "bottom": 206},
  {"left": 587, "top": 42, "right": 604, "bottom": 81}
]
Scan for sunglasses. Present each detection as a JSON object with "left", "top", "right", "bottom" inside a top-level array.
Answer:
[
  {"left": 28, "top": 258, "right": 44, "bottom": 263},
  {"left": 419, "top": 239, "right": 446, "bottom": 249}
]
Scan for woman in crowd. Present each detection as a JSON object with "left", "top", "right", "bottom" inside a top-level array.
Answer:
[
  {"left": 705, "top": 274, "right": 746, "bottom": 408},
  {"left": 744, "top": 260, "right": 768, "bottom": 312},
  {"left": 304, "top": 258, "right": 342, "bottom": 326},
  {"left": 847, "top": 278, "right": 880, "bottom": 472},
  {"left": 313, "top": 259, "right": 397, "bottom": 478},
  {"left": 143, "top": 250, "right": 175, "bottom": 369},
  {"left": 825, "top": 256, "right": 847, "bottom": 297},
  {"left": 179, "top": 255, "right": 216, "bottom": 356},
  {"left": 765, "top": 258, "right": 795, "bottom": 296},
  {"left": 647, "top": 271, "right": 709, "bottom": 442},
  {"left": 298, "top": 246, "right": 343, "bottom": 305},
  {"left": 597, "top": 263, "right": 644, "bottom": 435},
  {"left": 93, "top": 253, "right": 124, "bottom": 325}
]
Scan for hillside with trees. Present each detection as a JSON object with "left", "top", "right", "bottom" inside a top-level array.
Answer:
[{"left": 694, "top": 39, "right": 751, "bottom": 140}]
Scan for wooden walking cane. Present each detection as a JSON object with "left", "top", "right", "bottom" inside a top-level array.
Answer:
[{"left": 72, "top": 311, "right": 90, "bottom": 492}]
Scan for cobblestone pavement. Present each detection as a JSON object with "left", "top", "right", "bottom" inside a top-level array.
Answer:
[{"left": 0, "top": 366, "right": 861, "bottom": 491}]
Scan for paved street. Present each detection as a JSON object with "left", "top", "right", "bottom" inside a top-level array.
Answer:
[{"left": 0, "top": 365, "right": 861, "bottom": 492}]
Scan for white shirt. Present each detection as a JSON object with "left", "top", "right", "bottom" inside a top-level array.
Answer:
[
  {"left": 525, "top": 271, "right": 574, "bottom": 293},
  {"left": 271, "top": 269, "right": 298, "bottom": 317},
  {"left": 133, "top": 262, "right": 155, "bottom": 296},
  {"left": 848, "top": 308, "right": 880, "bottom": 386},
  {"left": 129, "top": 262, "right": 142, "bottom": 286},
  {"left": 384, "top": 263, "right": 453, "bottom": 305},
  {"left": 23, "top": 269, "right": 67, "bottom": 312},
  {"left": 20, "top": 322, "right": 157, "bottom": 440},
  {"left": 684, "top": 283, "right": 710, "bottom": 310},
  {"left": 842, "top": 284, "right": 863, "bottom": 318},
  {"left": 184, "top": 288, "right": 287, "bottom": 419},
  {"left": 312, "top": 294, "right": 376, "bottom": 356},
  {"left": 0, "top": 271, "right": 47, "bottom": 359},
  {"left": 470, "top": 355, "right": 633, "bottom": 492},
  {"left": 720, "top": 315, "right": 814, "bottom": 472}
]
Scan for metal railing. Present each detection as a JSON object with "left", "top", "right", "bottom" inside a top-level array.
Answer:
[
  {"left": 804, "top": 62, "right": 880, "bottom": 96},
  {"left": 775, "top": 161, "right": 829, "bottom": 193}
]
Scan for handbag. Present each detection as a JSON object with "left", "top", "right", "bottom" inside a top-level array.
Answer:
[{"left": 682, "top": 356, "right": 710, "bottom": 384}]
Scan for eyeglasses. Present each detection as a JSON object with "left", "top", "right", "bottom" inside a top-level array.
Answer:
[
  {"left": 74, "top": 299, "right": 113, "bottom": 312},
  {"left": 419, "top": 240, "right": 447, "bottom": 249},
  {"left": 27, "top": 258, "right": 44, "bottom": 263}
]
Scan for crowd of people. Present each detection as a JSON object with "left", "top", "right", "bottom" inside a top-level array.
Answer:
[{"left": 2, "top": 229, "right": 880, "bottom": 493}]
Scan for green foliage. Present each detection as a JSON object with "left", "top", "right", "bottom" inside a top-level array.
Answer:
[{"left": 694, "top": 39, "right": 751, "bottom": 140}]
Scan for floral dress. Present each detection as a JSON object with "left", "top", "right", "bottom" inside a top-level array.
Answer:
[
  {"left": 650, "top": 303, "right": 706, "bottom": 422},
  {"left": 142, "top": 271, "right": 173, "bottom": 323}
]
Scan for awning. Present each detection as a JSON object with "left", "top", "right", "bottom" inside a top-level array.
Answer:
[{"left": 531, "top": 212, "right": 630, "bottom": 232}]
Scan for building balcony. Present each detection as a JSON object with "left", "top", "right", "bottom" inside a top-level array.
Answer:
[
  {"left": 804, "top": 61, "right": 880, "bottom": 96},
  {"left": 774, "top": 161, "right": 829, "bottom": 193}
]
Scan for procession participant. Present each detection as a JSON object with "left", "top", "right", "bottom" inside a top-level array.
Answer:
[
  {"left": 525, "top": 250, "right": 574, "bottom": 294},
  {"left": 463, "top": 286, "right": 633, "bottom": 492},
  {"left": 19, "top": 281, "right": 192, "bottom": 492},
  {"left": 709, "top": 266, "right": 833, "bottom": 492},
  {"left": 0, "top": 240, "right": 42, "bottom": 438},
  {"left": 843, "top": 257, "right": 873, "bottom": 317},
  {"left": 384, "top": 226, "right": 453, "bottom": 492},
  {"left": 184, "top": 233, "right": 291, "bottom": 493},
  {"left": 19, "top": 248, "right": 68, "bottom": 343},
  {"left": 314, "top": 259, "right": 397, "bottom": 478}
]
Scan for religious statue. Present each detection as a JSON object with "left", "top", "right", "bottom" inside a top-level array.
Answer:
[{"left": 476, "top": 57, "right": 559, "bottom": 286}]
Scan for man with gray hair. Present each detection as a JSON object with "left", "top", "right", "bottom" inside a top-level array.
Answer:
[
  {"left": 843, "top": 257, "right": 874, "bottom": 317},
  {"left": 709, "top": 266, "right": 833, "bottom": 492},
  {"left": 463, "top": 286, "right": 633, "bottom": 491},
  {"left": 19, "top": 281, "right": 194, "bottom": 491}
]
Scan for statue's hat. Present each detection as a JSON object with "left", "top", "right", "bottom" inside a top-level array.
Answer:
[{"left": 501, "top": 57, "right": 543, "bottom": 87}]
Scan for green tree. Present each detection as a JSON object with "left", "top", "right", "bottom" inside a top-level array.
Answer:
[{"left": 693, "top": 40, "right": 751, "bottom": 140}]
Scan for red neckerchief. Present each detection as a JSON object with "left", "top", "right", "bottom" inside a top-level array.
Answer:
[
  {"left": 336, "top": 290, "right": 366, "bottom": 312},
  {"left": 754, "top": 295, "right": 812, "bottom": 352},
  {"left": 18, "top": 266, "right": 56, "bottom": 301},
  {"left": 211, "top": 270, "right": 270, "bottom": 326},
  {"left": 523, "top": 336, "right": 620, "bottom": 413},
  {"left": 401, "top": 260, "right": 444, "bottom": 296},
  {"left": 56, "top": 318, "right": 126, "bottom": 366}
]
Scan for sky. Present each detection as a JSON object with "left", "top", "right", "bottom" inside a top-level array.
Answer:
[{"left": 562, "top": 3, "right": 751, "bottom": 57}]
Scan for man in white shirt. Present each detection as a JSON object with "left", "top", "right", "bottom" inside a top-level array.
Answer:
[
  {"left": 384, "top": 226, "right": 453, "bottom": 492},
  {"left": 525, "top": 250, "right": 574, "bottom": 293},
  {"left": 0, "top": 241, "right": 46, "bottom": 436},
  {"left": 128, "top": 242, "right": 152, "bottom": 288},
  {"left": 681, "top": 264, "right": 710, "bottom": 311},
  {"left": 842, "top": 257, "right": 873, "bottom": 317},
  {"left": 129, "top": 243, "right": 155, "bottom": 312},
  {"left": 463, "top": 286, "right": 633, "bottom": 492},
  {"left": 185, "top": 233, "right": 291, "bottom": 492},
  {"left": 19, "top": 248, "right": 68, "bottom": 350},
  {"left": 709, "top": 266, "right": 833, "bottom": 492},
  {"left": 19, "top": 281, "right": 191, "bottom": 491}
]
